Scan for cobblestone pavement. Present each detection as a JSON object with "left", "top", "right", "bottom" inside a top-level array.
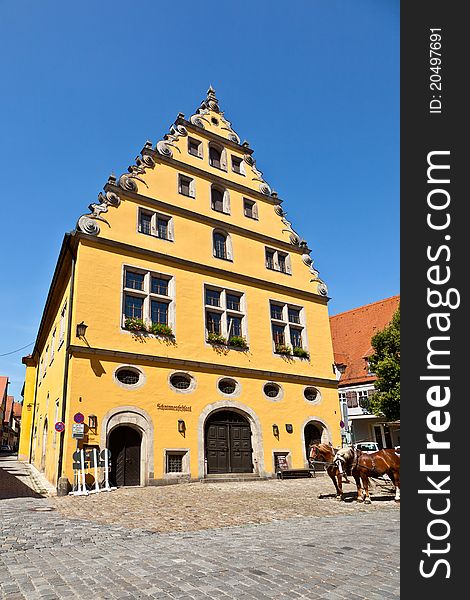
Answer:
[{"left": 1, "top": 457, "right": 400, "bottom": 599}]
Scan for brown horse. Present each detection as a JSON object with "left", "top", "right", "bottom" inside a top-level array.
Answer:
[
  {"left": 309, "top": 443, "right": 350, "bottom": 501},
  {"left": 335, "top": 446, "right": 400, "bottom": 504}
]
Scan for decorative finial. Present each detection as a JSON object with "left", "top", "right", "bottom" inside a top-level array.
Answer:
[{"left": 205, "top": 85, "right": 220, "bottom": 112}]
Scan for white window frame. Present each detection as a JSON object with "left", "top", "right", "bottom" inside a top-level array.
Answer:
[
  {"left": 122, "top": 266, "right": 175, "bottom": 333},
  {"left": 137, "top": 207, "right": 174, "bottom": 242},
  {"left": 212, "top": 229, "right": 233, "bottom": 261},
  {"left": 164, "top": 449, "right": 190, "bottom": 478},
  {"left": 269, "top": 300, "right": 307, "bottom": 354},
  {"left": 49, "top": 328, "right": 56, "bottom": 364},
  {"left": 204, "top": 284, "right": 247, "bottom": 343},
  {"left": 265, "top": 247, "right": 292, "bottom": 274},
  {"left": 210, "top": 185, "right": 231, "bottom": 215},
  {"left": 208, "top": 142, "right": 228, "bottom": 171},
  {"left": 178, "top": 173, "right": 196, "bottom": 198}
]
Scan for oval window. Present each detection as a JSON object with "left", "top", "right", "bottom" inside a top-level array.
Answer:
[
  {"left": 218, "top": 378, "right": 237, "bottom": 395},
  {"left": 115, "top": 367, "right": 142, "bottom": 386},
  {"left": 304, "top": 387, "right": 320, "bottom": 402},
  {"left": 170, "top": 373, "right": 192, "bottom": 391},
  {"left": 264, "top": 383, "right": 281, "bottom": 399}
]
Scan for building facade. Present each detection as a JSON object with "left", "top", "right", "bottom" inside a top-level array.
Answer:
[
  {"left": 330, "top": 295, "right": 400, "bottom": 448},
  {"left": 19, "top": 88, "right": 340, "bottom": 492},
  {"left": 2, "top": 396, "right": 22, "bottom": 451},
  {"left": 0, "top": 376, "right": 9, "bottom": 444}
]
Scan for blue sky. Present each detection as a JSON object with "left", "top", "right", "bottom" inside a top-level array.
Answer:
[{"left": 0, "top": 1, "right": 399, "bottom": 399}]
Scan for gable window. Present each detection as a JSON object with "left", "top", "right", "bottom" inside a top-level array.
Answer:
[
  {"left": 58, "top": 302, "right": 67, "bottom": 348},
  {"left": 209, "top": 145, "right": 221, "bottom": 168},
  {"left": 178, "top": 174, "right": 196, "bottom": 198},
  {"left": 138, "top": 208, "right": 174, "bottom": 241},
  {"left": 204, "top": 285, "right": 247, "bottom": 344},
  {"left": 188, "top": 137, "right": 203, "bottom": 158},
  {"left": 270, "top": 301, "right": 307, "bottom": 354},
  {"left": 122, "top": 267, "right": 175, "bottom": 333},
  {"left": 50, "top": 329, "right": 56, "bottom": 364},
  {"left": 265, "top": 247, "right": 291, "bottom": 274},
  {"left": 231, "top": 155, "right": 244, "bottom": 175},
  {"left": 212, "top": 230, "right": 233, "bottom": 261},
  {"left": 243, "top": 199, "right": 258, "bottom": 219}
]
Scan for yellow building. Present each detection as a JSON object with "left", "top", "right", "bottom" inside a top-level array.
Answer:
[{"left": 19, "top": 87, "right": 340, "bottom": 494}]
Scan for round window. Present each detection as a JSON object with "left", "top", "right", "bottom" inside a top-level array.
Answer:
[
  {"left": 304, "top": 387, "right": 320, "bottom": 402},
  {"left": 264, "top": 383, "right": 281, "bottom": 399},
  {"left": 211, "top": 117, "right": 219, "bottom": 125},
  {"left": 170, "top": 373, "right": 192, "bottom": 391},
  {"left": 115, "top": 367, "right": 142, "bottom": 386},
  {"left": 218, "top": 378, "right": 237, "bottom": 395}
]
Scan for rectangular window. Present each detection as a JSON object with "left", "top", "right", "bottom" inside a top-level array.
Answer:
[
  {"left": 139, "top": 211, "right": 152, "bottom": 235},
  {"left": 59, "top": 303, "right": 67, "bottom": 347},
  {"left": 50, "top": 329, "right": 56, "bottom": 364},
  {"left": 232, "top": 156, "right": 243, "bottom": 174},
  {"left": 265, "top": 248, "right": 291, "bottom": 274},
  {"left": 205, "top": 286, "right": 247, "bottom": 343},
  {"left": 346, "top": 391, "right": 358, "bottom": 409},
  {"left": 166, "top": 453, "right": 184, "bottom": 473},
  {"left": 178, "top": 174, "right": 195, "bottom": 197},
  {"left": 226, "top": 294, "right": 241, "bottom": 311},
  {"left": 205, "top": 289, "right": 221, "bottom": 307},
  {"left": 125, "top": 271, "right": 144, "bottom": 291},
  {"left": 206, "top": 312, "right": 222, "bottom": 334},
  {"left": 227, "top": 315, "right": 242, "bottom": 337},
  {"left": 265, "top": 249, "right": 275, "bottom": 270},
  {"left": 157, "top": 217, "right": 169, "bottom": 240},
  {"left": 124, "top": 295, "right": 144, "bottom": 319},
  {"left": 243, "top": 199, "right": 257, "bottom": 219},
  {"left": 270, "top": 301, "right": 307, "bottom": 354},
  {"left": 188, "top": 138, "right": 202, "bottom": 157},
  {"left": 151, "top": 300, "right": 168, "bottom": 325},
  {"left": 288, "top": 308, "right": 301, "bottom": 324},
  {"left": 123, "top": 267, "right": 174, "bottom": 332},
  {"left": 151, "top": 277, "right": 169, "bottom": 296}
]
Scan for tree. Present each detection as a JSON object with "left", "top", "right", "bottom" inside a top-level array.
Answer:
[{"left": 367, "top": 305, "right": 400, "bottom": 421}]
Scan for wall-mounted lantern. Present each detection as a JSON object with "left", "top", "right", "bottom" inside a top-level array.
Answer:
[
  {"left": 178, "top": 419, "right": 186, "bottom": 434},
  {"left": 272, "top": 424, "right": 279, "bottom": 438},
  {"left": 76, "top": 321, "right": 88, "bottom": 338},
  {"left": 88, "top": 414, "right": 98, "bottom": 430},
  {"left": 285, "top": 424, "right": 293, "bottom": 434}
]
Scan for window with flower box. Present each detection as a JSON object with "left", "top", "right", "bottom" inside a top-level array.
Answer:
[
  {"left": 204, "top": 285, "right": 247, "bottom": 347},
  {"left": 269, "top": 300, "right": 307, "bottom": 356},
  {"left": 122, "top": 267, "right": 175, "bottom": 335}
]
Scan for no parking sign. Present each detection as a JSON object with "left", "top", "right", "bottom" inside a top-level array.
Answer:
[{"left": 54, "top": 421, "right": 65, "bottom": 433}]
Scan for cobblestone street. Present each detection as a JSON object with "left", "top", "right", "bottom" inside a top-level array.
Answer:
[{"left": 1, "top": 456, "right": 400, "bottom": 599}]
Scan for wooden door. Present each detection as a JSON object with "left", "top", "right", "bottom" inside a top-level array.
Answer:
[
  {"left": 205, "top": 412, "right": 253, "bottom": 474},
  {"left": 109, "top": 426, "right": 141, "bottom": 486}
]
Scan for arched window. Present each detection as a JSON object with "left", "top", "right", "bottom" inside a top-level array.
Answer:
[
  {"left": 209, "top": 143, "right": 227, "bottom": 171},
  {"left": 212, "top": 230, "right": 233, "bottom": 261},
  {"left": 211, "top": 185, "right": 230, "bottom": 214}
]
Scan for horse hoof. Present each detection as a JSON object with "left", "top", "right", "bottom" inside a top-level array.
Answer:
[
  {"left": 395, "top": 499, "right": 400, "bottom": 503},
  {"left": 336, "top": 496, "right": 342, "bottom": 501},
  {"left": 364, "top": 498, "right": 372, "bottom": 505},
  {"left": 356, "top": 497, "right": 364, "bottom": 503}
]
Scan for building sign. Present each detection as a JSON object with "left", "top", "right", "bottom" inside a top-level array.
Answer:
[
  {"left": 156, "top": 403, "right": 192, "bottom": 412},
  {"left": 72, "top": 423, "right": 85, "bottom": 439}
]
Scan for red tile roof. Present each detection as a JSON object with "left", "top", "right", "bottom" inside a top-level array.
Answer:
[
  {"left": 0, "top": 376, "right": 9, "bottom": 400},
  {"left": 4, "top": 395, "right": 14, "bottom": 423},
  {"left": 330, "top": 295, "right": 400, "bottom": 387},
  {"left": 13, "top": 402, "right": 22, "bottom": 419}
]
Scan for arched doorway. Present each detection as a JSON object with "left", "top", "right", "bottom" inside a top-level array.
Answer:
[
  {"left": 40, "top": 420, "right": 48, "bottom": 472},
  {"left": 205, "top": 410, "right": 253, "bottom": 474},
  {"left": 304, "top": 422, "right": 324, "bottom": 470},
  {"left": 108, "top": 425, "right": 142, "bottom": 486}
]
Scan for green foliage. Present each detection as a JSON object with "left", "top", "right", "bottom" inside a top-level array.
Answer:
[
  {"left": 367, "top": 306, "right": 400, "bottom": 420},
  {"left": 124, "top": 317, "right": 147, "bottom": 332},
  {"left": 293, "top": 346, "right": 309, "bottom": 359},
  {"left": 228, "top": 336, "right": 249, "bottom": 350},
  {"left": 275, "top": 344, "right": 292, "bottom": 356},
  {"left": 150, "top": 322, "right": 173, "bottom": 337},
  {"left": 207, "top": 332, "right": 227, "bottom": 345}
]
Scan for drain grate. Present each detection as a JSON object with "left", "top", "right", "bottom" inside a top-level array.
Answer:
[{"left": 29, "top": 506, "right": 56, "bottom": 512}]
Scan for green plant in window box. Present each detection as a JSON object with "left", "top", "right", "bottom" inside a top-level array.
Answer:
[
  {"left": 293, "top": 346, "right": 309, "bottom": 359},
  {"left": 228, "top": 336, "right": 249, "bottom": 350},
  {"left": 150, "top": 322, "right": 173, "bottom": 337},
  {"left": 207, "top": 332, "right": 227, "bottom": 345},
  {"left": 124, "top": 318, "right": 147, "bottom": 332},
  {"left": 275, "top": 344, "right": 293, "bottom": 356}
]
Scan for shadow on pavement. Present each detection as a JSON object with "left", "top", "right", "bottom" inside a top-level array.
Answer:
[{"left": 0, "top": 455, "right": 44, "bottom": 499}]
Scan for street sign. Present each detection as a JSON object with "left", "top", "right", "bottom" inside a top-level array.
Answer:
[
  {"left": 340, "top": 420, "right": 345, "bottom": 429},
  {"left": 54, "top": 421, "right": 65, "bottom": 433},
  {"left": 72, "top": 423, "right": 85, "bottom": 439},
  {"left": 73, "top": 412, "right": 85, "bottom": 424}
]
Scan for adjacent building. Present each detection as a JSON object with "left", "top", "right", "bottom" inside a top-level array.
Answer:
[
  {"left": 0, "top": 376, "right": 9, "bottom": 444},
  {"left": 2, "top": 396, "right": 22, "bottom": 451},
  {"left": 330, "top": 295, "right": 400, "bottom": 447},
  {"left": 19, "top": 88, "right": 340, "bottom": 493}
]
